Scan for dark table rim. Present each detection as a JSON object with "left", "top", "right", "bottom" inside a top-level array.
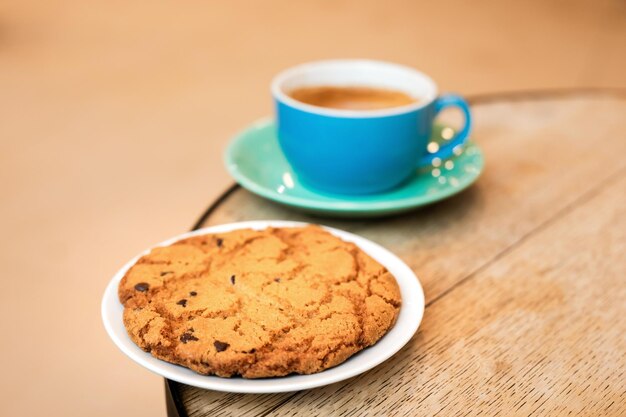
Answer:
[{"left": 165, "top": 86, "right": 626, "bottom": 417}]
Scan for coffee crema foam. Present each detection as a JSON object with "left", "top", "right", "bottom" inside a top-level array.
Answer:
[{"left": 288, "top": 85, "right": 417, "bottom": 111}]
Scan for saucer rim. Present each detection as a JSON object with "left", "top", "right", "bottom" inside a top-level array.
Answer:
[{"left": 224, "top": 119, "right": 484, "bottom": 213}]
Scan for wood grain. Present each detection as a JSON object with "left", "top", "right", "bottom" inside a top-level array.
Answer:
[{"left": 176, "top": 95, "right": 626, "bottom": 416}]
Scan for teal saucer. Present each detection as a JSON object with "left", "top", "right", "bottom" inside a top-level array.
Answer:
[{"left": 224, "top": 119, "right": 484, "bottom": 217}]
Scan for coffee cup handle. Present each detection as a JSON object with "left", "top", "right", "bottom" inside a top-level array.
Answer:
[{"left": 417, "top": 94, "right": 472, "bottom": 166}]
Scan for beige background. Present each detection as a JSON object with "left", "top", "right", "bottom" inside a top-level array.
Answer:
[{"left": 1, "top": 1, "right": 624, "bottom": 416}]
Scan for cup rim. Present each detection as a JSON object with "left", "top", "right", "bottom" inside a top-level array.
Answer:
[{"left": 271, "top": 59, "right": 438, "bottom": 118}]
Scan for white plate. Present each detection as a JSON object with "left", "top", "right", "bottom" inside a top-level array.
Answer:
[{"left": 101, "top": 220, "right": 425, "bottom": 393}]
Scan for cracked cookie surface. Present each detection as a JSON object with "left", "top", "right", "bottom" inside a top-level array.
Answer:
[{"left": 119, "top": 225, "right": 401, "bottom": 378}]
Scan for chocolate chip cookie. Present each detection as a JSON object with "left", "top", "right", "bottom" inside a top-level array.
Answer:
[{"left": 119, "top": 226, "right": 401, "bottom": 378}]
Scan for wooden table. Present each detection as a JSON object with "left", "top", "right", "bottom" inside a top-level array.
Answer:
[{"left": 165, "top": 92, "right": 626, "bottom": 416}]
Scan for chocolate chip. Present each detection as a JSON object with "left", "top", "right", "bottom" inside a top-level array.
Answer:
[
  {"left": 230, "top": 275, "right": 236, "bottom": 285},
  {"left": 189, "top": 291, "right": 197, "bottom": 296},
  {"left": 216, "top": 238, "right": 223, "bottom": 247},
  {"left": 180, "top": 332, "right": 199, "bottom": 344},
  {"left": 160, "top": 271, "right": 173, "bottom": 277},
  {"left": 188, "top": 327, "right": 194, "bottom": 332},
  {"left": 214, "top": 340, "right": 229, "bottom": 352},
  {"left": 134, "top": 283, "right": 149, "bottom": 292},
  {"left": 177, "top": 299, "right": 187, "bottom": 307},
  {"left": 274, "top": 277, "right": 281, "bottom": 283}
]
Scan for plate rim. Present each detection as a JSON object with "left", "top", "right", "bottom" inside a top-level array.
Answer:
[
  {"left": 224, "top": 119, "right": 484, "bottom": 213},
  {"left": 101, "top": 220, "right": 425, "bottom": 393}
]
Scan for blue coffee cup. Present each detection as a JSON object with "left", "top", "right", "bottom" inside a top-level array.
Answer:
[{"left": 272, "top": 60, "right": 472, "bottom": 195}]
